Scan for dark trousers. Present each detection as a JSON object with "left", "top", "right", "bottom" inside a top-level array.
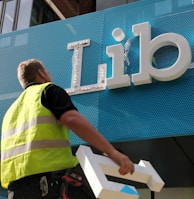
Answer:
[
  {"left": 7, "top": 165, "right": 95, "bottom": 199},
  {"left": 8, "top": 171, "right": 66, "bottom": 199}
]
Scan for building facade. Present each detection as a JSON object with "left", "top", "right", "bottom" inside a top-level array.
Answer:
[
  {"left": 0, "top": 0, "right": 60, "bottom": 34},
  {"left": 0, "top": 1, "right": 193, "bottom": 199},
  {"left": 0, "top": 0, "right": 138, "bottom": 34}
]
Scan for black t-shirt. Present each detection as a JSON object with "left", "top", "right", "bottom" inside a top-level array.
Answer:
[{"left": 41, "top": 84, "right": 78, "bottom": 120}]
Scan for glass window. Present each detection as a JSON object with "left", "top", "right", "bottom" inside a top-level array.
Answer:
[
  {"left": 42, "top": 6, "right": 59, "bottom": 23},
  {"left": 17, "top": 0, "right": 33, "bottom": 30},
  {"left": 2, "top": 0, "right": 16, "bottom": 34},
  {"left": 30, "top": 0, "right": 42, "bottom": 26},
  {"left": 30, "top": 0, "right": 59, "bottom": 26},
  {"left": 0, "top": 1, "right": 2, "bottom": 15},
  {"left": 0, "top": 1, "right": 4, "bottom": 33}
]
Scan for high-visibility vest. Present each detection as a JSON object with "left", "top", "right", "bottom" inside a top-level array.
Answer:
[{"left": 1, "top": 83, "right": 78, "bottom": 188}]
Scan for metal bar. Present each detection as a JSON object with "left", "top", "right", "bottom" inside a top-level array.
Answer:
[
  {"left": 12, "top": 0, "right": 21, "bottom": 31},
  {"left": 0, "top": 0, "right": 6, "bottom": 33}
]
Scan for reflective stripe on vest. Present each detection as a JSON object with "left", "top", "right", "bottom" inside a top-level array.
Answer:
[
  {"left": 1, "top": 139, "right": 70, "bottom": 161},
  {"left": 2, "top": 115, "right": 61, "bottom": 139}
]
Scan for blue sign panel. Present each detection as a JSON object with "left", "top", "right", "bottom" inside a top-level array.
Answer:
[{"left": 0, "top": 0, "right": 193, "bottom": 146}]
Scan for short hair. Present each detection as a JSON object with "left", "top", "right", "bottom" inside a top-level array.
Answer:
[{"left": 17, "top": 59, "right": 44, "bottom": 88}]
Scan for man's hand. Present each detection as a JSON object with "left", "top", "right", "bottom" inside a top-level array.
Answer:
[{"left": 108, "top": 149, "right": 134, "bottom": 175}]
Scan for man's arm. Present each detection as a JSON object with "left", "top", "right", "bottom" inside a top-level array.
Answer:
[{"left": 60, "top": 110, "right": 134, "bottom": 175}]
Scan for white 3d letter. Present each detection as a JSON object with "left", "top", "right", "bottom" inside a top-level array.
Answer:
[
  {"left": 76, "top": 145, "right": 165, "bottom": 199},
  {"left": 106, "top": 44, "right": 131, "bottom": 89},
  {"left": 132, "top": 22, "right": 192, "bottom": 85},
  {"left": 66, "top": 39, "right": 106, "bottom": 95}
]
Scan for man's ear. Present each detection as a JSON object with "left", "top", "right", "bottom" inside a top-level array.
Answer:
[{"left": 37, "top": 69, "right": 46, "bottom": 81}]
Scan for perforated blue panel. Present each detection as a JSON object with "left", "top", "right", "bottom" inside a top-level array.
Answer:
[{"left": 0, "top": 0, "right": 193, "bottom": 146}]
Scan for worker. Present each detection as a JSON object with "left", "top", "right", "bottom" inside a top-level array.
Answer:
[{"left": 1, "top": 59, "right": 134, "bottom": 199}]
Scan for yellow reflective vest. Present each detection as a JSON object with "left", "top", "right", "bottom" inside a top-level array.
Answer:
[{"left": 1, "top": 83, "right": 78, "bottom": 188}]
